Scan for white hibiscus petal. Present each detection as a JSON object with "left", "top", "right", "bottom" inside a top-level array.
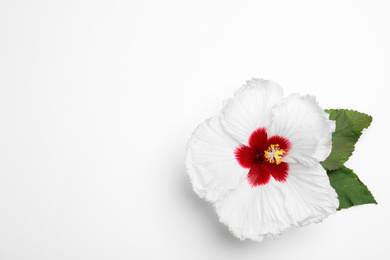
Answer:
[
  {"left": 268, "top": 94, "right": 335, "bottom": 165},
  {"left": 221, "top": 78, "right": 284, "bottom": 145},
  {"left": 282, "top": 163, "right": 339, "bottom": 226},
  {"left": 185, "top": 116, "right": 247, "bottom": 203},
  {"left": 214, "top": 179, "right": 291, "bottom": 242}
]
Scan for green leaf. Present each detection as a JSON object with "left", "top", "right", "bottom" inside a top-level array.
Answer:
[
  {"left": 321, "top": 109, "right": 372, "bottom": 171},
  {"left": 327, "top": 166, "right": 377, "bottom": 210}
]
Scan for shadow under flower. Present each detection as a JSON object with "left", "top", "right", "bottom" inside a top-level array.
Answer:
[{"left": 176, "top": 156, "right": 316, "bottom": 249}]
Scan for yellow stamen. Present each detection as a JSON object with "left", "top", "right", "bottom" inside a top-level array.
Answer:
[{"left": 264, "top": 144, "right": 285, "bottom": 165}]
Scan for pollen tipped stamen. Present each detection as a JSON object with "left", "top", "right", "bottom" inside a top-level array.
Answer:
[{"left": 264, "top": 144, "right": 285, "bottom": 165}]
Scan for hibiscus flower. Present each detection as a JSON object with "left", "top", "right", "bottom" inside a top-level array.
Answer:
[{"left": 185, "top": 78, "right": 339, "bottom": 242}]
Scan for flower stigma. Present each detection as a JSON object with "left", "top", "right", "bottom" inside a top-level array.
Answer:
[{"left": 264, "top": 144, "right": 285, "bottom": 165}]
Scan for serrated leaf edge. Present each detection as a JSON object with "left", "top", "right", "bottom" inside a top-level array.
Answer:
[
  {"left": 322, "top": 109, "right": 373, "bottom": 171},
  {"left": 327, "top": 166, "right": 378, "bottom": 211}
]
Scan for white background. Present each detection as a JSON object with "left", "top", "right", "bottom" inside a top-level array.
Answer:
[{"left": 0, "top": 0, "right": 389, "bottom": 259}]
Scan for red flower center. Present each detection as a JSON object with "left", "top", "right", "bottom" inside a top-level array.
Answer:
[{"left": 234, "top": 128, "right": 292, "bottom": 187}]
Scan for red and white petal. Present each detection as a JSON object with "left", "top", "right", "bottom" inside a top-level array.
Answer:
[
  {"left": 214, "top": 180, "right": 291, "bottom": 242},
  {"left": 247, "top": 162, "right": 271, "bottom": 187},
  {"left": 282, "top": 163, "right": 339, "bottom": 226},
  {"left": 268, "top": 94, "right": 335, "bottom": 165},
  {"left": 264, "top": 162, "right": 289, "bottom": 183},
  {"left": 266, "top": 135, "right": 291, "bottom": 154},
  {"left": 185, "top": 116, "right": 247, "bottom": 203},
  {"left": 221, "top": 79, "right": 284, "bottom": 145},
  {"left": 234, "top": 144, "right": 257, "bottom": 169},
  {"left": 248, "top": 127, "right": 268, "bottom": 152}
]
